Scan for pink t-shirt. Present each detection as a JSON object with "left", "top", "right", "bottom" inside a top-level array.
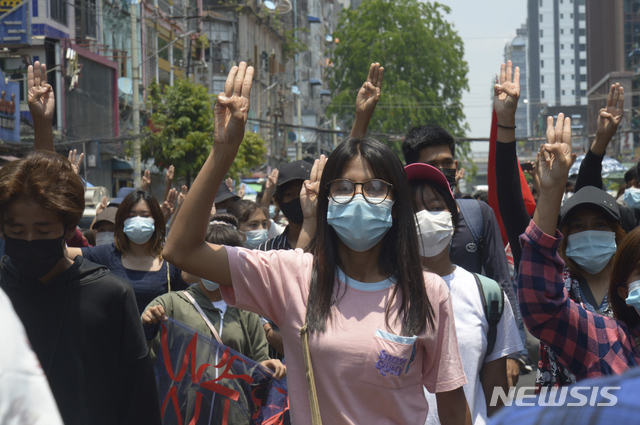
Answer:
[{"left": 220, "top": 247, "right": 466, "bottom": 425}]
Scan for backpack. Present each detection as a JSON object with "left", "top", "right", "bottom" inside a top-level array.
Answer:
[
  {"left": 457, "top": 199, "right": 484, "bottom": 259},
  {"left": 472, "top": 273, "right": 504, "bottom": 355}
]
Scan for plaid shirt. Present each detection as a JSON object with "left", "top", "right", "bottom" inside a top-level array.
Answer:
[{"left": 518, "top": 221, "right": 640, "bottom": 380}]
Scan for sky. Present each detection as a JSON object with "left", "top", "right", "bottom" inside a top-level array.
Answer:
[{"left": 435, "top": 0, "right": 529, "bottom": 143}]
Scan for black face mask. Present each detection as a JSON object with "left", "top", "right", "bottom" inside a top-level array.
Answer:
[
  {"left": 4, "top": 234, "right": 66, "bottom": 279},
  {"left": 279, "top": 198, "right": 304, "bottom": 224},
  {"left": 440, "top": 167, "right": 457, "bottom": 191}
]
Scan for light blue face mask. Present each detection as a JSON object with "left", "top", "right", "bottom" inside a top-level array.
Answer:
[
  {"left": 625, "top": 280, "right": 640, "bottom": 315},
  {"left": 327, "top": 194, "right": 394, "bottom": 252},
  {"left": 201, "top": 279, "right": 220, "bottom": 291},
  {"left": 243, "top": 229, "right": 268, "bottom": 249},
  {"left": 624, "top": 188, "right": 640, "bottom": 209},
  {"left": 269, "top": 205, "right": 277, "bottom": 219},
  {"left": 565, "top": 230, "right": 617, "bottom": 274},
  {"left": 123, "top": 216, "right": 155, "bottom": 244}
]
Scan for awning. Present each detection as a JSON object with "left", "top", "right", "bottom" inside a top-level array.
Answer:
[{"left": 308, "top": 15, "right": 321, "bottom": 23}]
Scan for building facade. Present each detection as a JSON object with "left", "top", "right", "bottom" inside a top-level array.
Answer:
[{"left": 504, "top": 23, "right": 530, "bottom": 140}]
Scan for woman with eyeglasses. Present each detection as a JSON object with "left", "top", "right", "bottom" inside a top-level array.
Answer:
[{"left": 164, "top": 63, "right": 472, "bottom": 425}]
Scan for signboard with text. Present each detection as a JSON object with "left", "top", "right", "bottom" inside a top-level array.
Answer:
[{"left": 0, "top": 0, "right": 31, "bottom": 46}]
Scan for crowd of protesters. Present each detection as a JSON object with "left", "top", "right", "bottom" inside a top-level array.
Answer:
[{"left": 1, "top": 55, "right": 639, "bottom": 425}]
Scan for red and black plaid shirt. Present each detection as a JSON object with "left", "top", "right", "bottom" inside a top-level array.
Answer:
[{"left": 518, "top": 221, "right": 640, "bottom": 380}]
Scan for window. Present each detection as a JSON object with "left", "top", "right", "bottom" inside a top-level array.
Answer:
[
  {"left": 562, "top": 90, "right": 566, "bottom": 95},
  {"left": 572, "top": 90, "right": 575, "bottom": 95},
  {"left": 540, "top": 14, "right": 543, "bottom": 22},
  {"left": 571, "top": 74, "right": 575, "bottom": 80},
  {"left": 580, "top": 89, "right": 586, "bottom": 96},
  {"left": 541, "top": 60, "right": 544, "bottom": 68},
  {"left": 540, "top": 0, "right": 542, "bottom": 5},
  {"left": 571, "top": 28, "right": 574, "bottom": 34},
  {"left": 561, "top": 44, "right": 564, "bottom": 50},
  {"left": 560, "top": 13, "right": 564, "bottom": 19},
  {"left": 579, "top": 13, "right": 585, "bottom": 20},
  {"left": 541, "top": 45, "right": 544, "bottom": 53},
  {"left": 580, "top": 59, "right": 586, "bottom": 66},
  {"left": 561, "top": 59, "right": 565, "bottom": 65},
  {"left": 580, "top": 44, "right": 586, "bottom": 51},
  {"left": 572, "top": 59, "right": 576, "bottom": 64},
  {"left": 542, "top": 90, "right": 545, "bottom": 99},
  {"left": 570, "top": 13, "right": 574, "bottom": 18},
  {"left": 541, "top": 75, "right": 545, "bottom": 83},
  {"left": 540, "top": 29, "right": 544, "bottom": 37},
  {"left": 571, "top": 44, "right": 574, "bottom": 49},
  {"left": 562, "top": 74, "right": 565, "bottom": 80},
  {"left": 580, "top": 74, "right": 586, "bottom": 81},
  {"left": 561, "top": 29, "right": 564, "bottom": 34},
  {"left": 579, "top": 28, "right": 585, "bottom": 35},
  {"left": 51, "top": 0, "right": 67, "bottom": 25}
]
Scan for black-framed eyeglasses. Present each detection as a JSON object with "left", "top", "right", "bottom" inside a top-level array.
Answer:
[{"left": 326, "top": 179, "right": 393, "bottom": 204}]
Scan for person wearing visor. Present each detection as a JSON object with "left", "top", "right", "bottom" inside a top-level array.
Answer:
[
  {"left": 227, "top": 200, "right": 270, "bottom": 249},
  {"left": 258, "top": 160, "right": 312, "bottom": 251},
  {"left": 163, "top": 63, "right": 471, "bottom": 425},
  {"left": 405, "top": 163, "right": 522, "bottom": 423},
  {"left": 519, "top": 113, "right": 640, "bottom": 383},
  {"left": 66, "top": 189, "right": 195, "bottom": 314}
]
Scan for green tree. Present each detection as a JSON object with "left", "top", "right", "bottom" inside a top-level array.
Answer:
[
  {"left": 144, "top": 78, "right": 266, "bottom": 185},
  {"left": 327, "top": 0, "right": 470, "bottom": 158}
]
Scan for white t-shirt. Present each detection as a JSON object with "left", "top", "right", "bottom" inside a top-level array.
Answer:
[
  {"left": 0, "top": 288, "right": 64, "bottom": 424},
  {"left": 424, "top": 266, "right": 522, "bottom": 425}
]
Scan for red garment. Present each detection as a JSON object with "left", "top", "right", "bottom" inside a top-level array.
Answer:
[
  {"left": 487, "top": 109, "right": 536, "bottom": 246},
  {"left": 67, "top": 227, "right": 91, "bottom": 248}
]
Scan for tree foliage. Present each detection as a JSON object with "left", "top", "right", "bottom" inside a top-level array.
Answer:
[
  {"left": 327, "top": 0, "right": 470, "bottom": 158},
  {"left": 144, "top": 78, "right": 266, "bottom": 185}
]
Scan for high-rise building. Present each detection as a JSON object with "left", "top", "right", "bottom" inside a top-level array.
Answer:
[
  {"left": 528, "top": 0, "right": 588, "bottom": 136},
  {"left": 504, "top": 23, "right": 530, "bottom": 139}
]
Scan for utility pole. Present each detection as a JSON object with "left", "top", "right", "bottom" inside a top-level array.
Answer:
[
  {"left": 296, "top": 93, "right": 302, "bottom": 160},
  {"left": 130, "top": 0, "right": 141, "bottom": 188},
  {"left": 332, "top": 113, "right": 337, "bottom": 148}
]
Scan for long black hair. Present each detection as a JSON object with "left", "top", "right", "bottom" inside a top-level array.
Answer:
[{"left": 306, "top": 138, "right": 435, "bottom": 336}]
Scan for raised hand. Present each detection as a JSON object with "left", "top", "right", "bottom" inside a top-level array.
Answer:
[
  {"left": 596, "top": 83, "right": 624, "bottom": 144},
  {"left": 27, "top": 61, "right": 55, "bottom": 124},
  {"left": 537, "top": 113, "right": 573, "bottom": 191},
  {"left": 494, "top": 61, "right": 520, "bottom": 124},
  {"left": 141, "top": 169, "right": 151, "bottom": 192},
  {"left": 95, "top": 196, "right": 108, "bottom": 217},
  {"left": 165, "top": 165, "right": 174, "bottom": 184},
  {"left": 300, "top": 155, "right": 327, "bottom": 220},
  {"left": 355, "top": 63, "right": 384, "bottom": 117},
  {"left": 214, "top": 62, "right": 254, "bottom": 148},
  {"left": 68, "top": 149, "right": 84, "bottom": 175},
  {"left": 266, "top": 168, "right": 279, "bottom": 192},
  {"left": 225, "top": 177, "right": 234, "bottom": 193},
  {"left": 162, "top": 188, "right": 178, "bottom": 222},
  {"left": 238, "top": 183, "right": 246, "bottom": 199},
  {"left": 176, "top": 185, "right": 188, "bottom": 208}
]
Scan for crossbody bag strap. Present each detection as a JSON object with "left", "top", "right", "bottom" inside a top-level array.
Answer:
[
  {"left": 182, "top": 290, "right": 223, "bottom": 345},
  {"left": 300, "top": 323, "right": 322, "bottom": 425}
]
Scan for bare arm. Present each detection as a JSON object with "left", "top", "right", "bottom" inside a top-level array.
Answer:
[
  {"left": 480, "top": 357, "right": 509, "bottom": 416},
  {"left": 263, "top": 323, "right": 285, "bottom": 357},
  {"left": 350, "top": 63, "right": 384, "bottom": 138},
  {"left": 260, "top": 169, "right": 278, "bottom": 210},
  {"left": 296, "top": 156, "right": 326, "bottom": 250},
  {"left": 436, "top": 387, "right": 472, "bottom": 425},
  {"left": 163, "top": 63, "right": 254, "bottom": 287},
  {"left": 163, "top": 165, "right": 174, "bottom": 202}
]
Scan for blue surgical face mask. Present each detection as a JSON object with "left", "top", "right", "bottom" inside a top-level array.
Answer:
[
  {"left": 269, "top": 205, "right": 277, "bottom": 219},
  {"left": 624, "top": 188, "right": 640, "bottom": 209},
  {"left": 565, "top": 230, "right": 617, "bottom": 274},
  {"left": 123, "top": 216, "right": 155, "bottom": 244},
  {"left": 243, "top": 229, "right": 268, "bottom": 249},
  {"left": 327, "top": 194, "right": 394, "bottom": 252},
  {"left": 625, "top": 280, "right": 640, "bottom": 315},
  {"left": 201, "top": 279, "right": 220, "bottom": 292}
]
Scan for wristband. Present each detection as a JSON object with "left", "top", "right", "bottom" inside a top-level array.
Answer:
[{"left": 497, "top": 123, "right": 517, "bottom": 129}]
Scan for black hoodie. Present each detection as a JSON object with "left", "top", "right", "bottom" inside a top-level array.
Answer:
[{"left": 0, "top": 255, "right": 162, "bottom": 425}]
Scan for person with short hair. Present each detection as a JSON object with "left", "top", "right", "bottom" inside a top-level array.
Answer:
[{"left": 0, "top": 150, "right": 161, "bottom": 424}]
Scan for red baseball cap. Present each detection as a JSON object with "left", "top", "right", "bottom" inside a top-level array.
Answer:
[{"left": 404, "top": 163, "right": 455, "bottom": 201}]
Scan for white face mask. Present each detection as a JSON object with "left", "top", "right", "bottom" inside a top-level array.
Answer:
[
  {"left": 415, "top": 210, "right": 454, "bottom": 258},
  {"left": 95, "top": 231, "right": 115, "bottom": 246},
  {"left": 201, "top": 279, "right": 220, "bottom": 291}
]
